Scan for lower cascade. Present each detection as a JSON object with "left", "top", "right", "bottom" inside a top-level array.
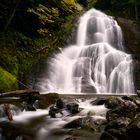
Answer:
[{"left": 38, "top": 8, "right": 134, "bottom": 94}]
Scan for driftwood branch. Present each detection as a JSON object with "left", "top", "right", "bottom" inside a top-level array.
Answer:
[{"left": 3, "top": 104, "right": 13, "bottom": 121}]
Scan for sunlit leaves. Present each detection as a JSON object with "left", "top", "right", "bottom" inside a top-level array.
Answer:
[{"left": 27, "top": 4, "right": 59, "bottom": 25}]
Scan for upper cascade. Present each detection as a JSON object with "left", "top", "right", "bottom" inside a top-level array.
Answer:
[
  {"left": 77, "top": 9, "right": 123, "bottom": 50},
  {"left": 37, "top": 8, "right": 135, "bottom": 94}
]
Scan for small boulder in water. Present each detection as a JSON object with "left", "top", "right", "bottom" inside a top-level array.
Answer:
[
  {"left": 49, "top": 105, "right": 59, "bottom": 118},
  {"left": 90, "top": 98, "right": 106, "bottom": 105},
  {"left": 64, "top": 117, "right": 82, "bottom": 129},
  {"left": 26, "top": 104, "right": 36, "bottom": 111},
  {"left": 56, "top": 98, "right": 65, "bottom": 109},
  {"left": 66, "top": 103, "right": 79, "bottom": 114}
]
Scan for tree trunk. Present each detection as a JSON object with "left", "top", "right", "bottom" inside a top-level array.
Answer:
[
  {"left": 135, "top": 3, "right": 138, "bottom": 20},
  {"left": 3, "top": 0, "right": 21, "bottom": 32}
]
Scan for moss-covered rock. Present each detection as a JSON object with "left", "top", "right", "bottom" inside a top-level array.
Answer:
[{"left": 0, "top": 67, "right": 18, "bottom": 92}]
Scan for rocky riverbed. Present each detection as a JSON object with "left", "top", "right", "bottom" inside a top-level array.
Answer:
[{"left": 0, "top": 91, "right": 140, "bottom": 140}]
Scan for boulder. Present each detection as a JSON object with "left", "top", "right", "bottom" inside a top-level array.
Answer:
[
  {"left": 105, "top": 117, "right": 131, "bottom": 132},
  {"left": 106, "top": 100, "right": 137, "bottom": 121},
  {"left": 64, "top": 117, "right": 83, "bottom": 129},
  {"left": 66, "top": 102, "right": 79, "bottom": 114},
  {"left": 49, "top": 105, "right": 59, "bottom": 118},
  {"left": 105, "top": 97, "right": 123, "bottom": 109},
  {"left": 64, "top": 116, "right": 106, "bottom": 132},
  {"left": 90, "top": 97, "right": 106, "bottom": 105},
  {"left": 56, "top": 98, "right": 65, "bottom": 109},
  {"left": 126, "top": 113, "right": 140, "bottom": 140}
]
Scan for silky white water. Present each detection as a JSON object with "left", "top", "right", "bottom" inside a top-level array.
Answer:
[
  {"left": 10, "top": 99, "right": 108, "bottom": 140},
  {"left": 38, "top": 8, "right": 134, "bottom": 94}
]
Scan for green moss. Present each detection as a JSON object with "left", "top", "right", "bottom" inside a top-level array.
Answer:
[{"left": 0, "top": 67, "right": 18, "bottom": 92}]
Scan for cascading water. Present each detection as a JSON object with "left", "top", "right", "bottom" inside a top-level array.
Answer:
[{"left": 38, "top": 8, "right": 134, "bottom": 94}]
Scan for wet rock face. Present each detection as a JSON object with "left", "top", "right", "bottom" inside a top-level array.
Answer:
[
  {"left": 117, "top": 18, "right": 140, "bottom": 91},
  {"left": 117, "top": 18, "right": 140, "bottom": 54},
  {"left": 73, "top": 57, "right": 97, "bottom": 93}
]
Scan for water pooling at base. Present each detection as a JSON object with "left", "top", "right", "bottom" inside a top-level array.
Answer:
[{"left": 38, "top": 8, "right": 134, "bottom": 94}]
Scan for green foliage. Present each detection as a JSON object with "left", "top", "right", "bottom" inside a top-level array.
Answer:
[
  {"left": 60, "top": 0, "right": 78, "bottom": 13},
  {"left": 0, "top": 67, "right": 18, "bottom": 92},
  {"left": 27, "top": 4, "right": 59, "bottom": 36},
  {"left": 27, "top": 4, "right": 59, "bottom": 25},
  {"left": 0, "top": 0, "right": 83, "bottom": 91},
  {"left": 0, "top": 31, "right": 33, "bottom": 76},
  {"left": 11, "top": 0, "right": 81, "bottom": 37}
]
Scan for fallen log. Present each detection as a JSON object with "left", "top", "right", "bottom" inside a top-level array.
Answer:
[
  {"left": 0, "top": 90, "right": 40, "bottom": 98},
  {"left": 0, "top": 90, "right": 40, "bottom": 106}
]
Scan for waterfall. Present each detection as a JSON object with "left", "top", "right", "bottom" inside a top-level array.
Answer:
[{"left": 38, "top": 8, "right": 134, "bottom": 94}]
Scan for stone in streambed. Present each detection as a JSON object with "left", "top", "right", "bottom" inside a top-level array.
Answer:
[
  {"left": 105, "top": 117, "right": 131, "bottom": 131},
  {"left": 49, "top": 105, "right": 60, "bottom": 118},
  {"left": 56, "top": 98, "right": 65, "bottom": 109},
  {"left": 106, "top": 100, "right": 137, "bottom": 121},
  {"left": 48, "top": 98, "right": 65, "bottom": 118},
  {"left": 103, "top": 117, "right": 131, "bottom": 139},
  {"left": 64, "top": 116, "right": 106, "bottom": 140},
  {"left": 66, "top": 102, "right": 79, "bottom": 114},
  {"left": 90, "top": 97, "right": 106, "bottom": 105},
  {"left": 64, "top": 116, "right": 106, "bottom": 131},
  {"left": 64, "top": 117, "right": 82, "bottom": 129},
  {"left": 126, "top": 113, "right": 140, "bottom": 140},
  {"left": 90, "top": 97, "right": 123, "bottom": 109},
  {"left": 104, "top": 97, "right": 123, "bottom": 109}
]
